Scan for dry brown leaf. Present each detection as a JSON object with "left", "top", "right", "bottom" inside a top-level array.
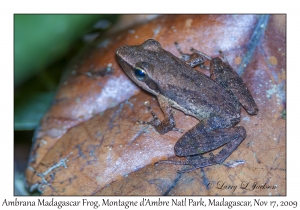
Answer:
[{"left": 26, "top": 14, "right": 286, "bottom": 195}]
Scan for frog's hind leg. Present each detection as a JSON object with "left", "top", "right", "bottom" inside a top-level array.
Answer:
[
  {"left": 209, "top": 54, "right": 259, "bottom": 115},
  {"left": 179, "top": 126, "right": 246, "bottom": 161},
  {"left": 158, "top": 126, "right": 246, "bottom": 173}
]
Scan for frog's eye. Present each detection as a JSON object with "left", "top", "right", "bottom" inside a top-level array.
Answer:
[{"left": 134, "top": 67, "right": 147, "bottom": 81}]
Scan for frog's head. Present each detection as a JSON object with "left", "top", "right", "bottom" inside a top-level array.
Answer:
[{"left": 116, "top": 39, "right": 163, "bottom": 96}]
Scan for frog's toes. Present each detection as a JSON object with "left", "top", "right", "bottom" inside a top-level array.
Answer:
[
  {"left": 172, "top": 127, "right": 183, "bottom": 133},
  {"left": 137, "top": 119, "right": 156, "bottom": 126},
  {"left": 177, "top": 166, "right": 197, "bottom": 173},
  {"left": 136, "top": 120, "right": 147, "bottom": 125}
]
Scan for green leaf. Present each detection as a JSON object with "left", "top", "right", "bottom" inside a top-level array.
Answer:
[
  {"left": 14, "top": 14, "right": 116, "bottom": 86},
  {"left": 14, "top": 92, "right": 55, "bottom": 130}
]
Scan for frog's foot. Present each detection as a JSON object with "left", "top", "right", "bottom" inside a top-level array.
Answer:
[
  {"left": 174, "top": 41, "right": 192, "bottom": 62},
  {"left": 156, "top": 155, "right": 216, "bottom": 173},
  {"left": 190, "top": 48, "right": 212, "bottom": 60},
  {"left": 138, "top": 101, "right": 183, "bottom": 134},
  {"left": 174, "top": 42, "right": 210, "bottom": 70},
  {"left": 154, "top": 159, "right": 196, "bottom": 173}
]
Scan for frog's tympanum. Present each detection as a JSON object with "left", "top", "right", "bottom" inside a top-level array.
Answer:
[{"left": 116, "top": 39, "right": 258, "bottom": 173}]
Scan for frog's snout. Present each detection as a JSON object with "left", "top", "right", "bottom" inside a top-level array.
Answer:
[{"left": 116, "top": 45, "right": 126, "bottom": 57}]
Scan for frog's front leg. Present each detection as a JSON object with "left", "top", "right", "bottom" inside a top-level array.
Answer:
[
  {"left": 138, "top": 94, "right": 182, "bottom": 134},
  {"left": 174, "top": 42, "right": 210, "bottom": 70}
]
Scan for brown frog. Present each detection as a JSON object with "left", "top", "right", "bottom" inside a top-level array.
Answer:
[{"left": 116, "top": 39, "right": 258, "bottom": 173}]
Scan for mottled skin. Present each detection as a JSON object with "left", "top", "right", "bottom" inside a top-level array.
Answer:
[{"left": 116, "top": 39, "right": 258, "bottom": 173}]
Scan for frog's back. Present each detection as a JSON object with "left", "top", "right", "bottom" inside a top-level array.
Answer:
[{"left": 159, "top": 63, "right": 240, "bottom": 121}]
